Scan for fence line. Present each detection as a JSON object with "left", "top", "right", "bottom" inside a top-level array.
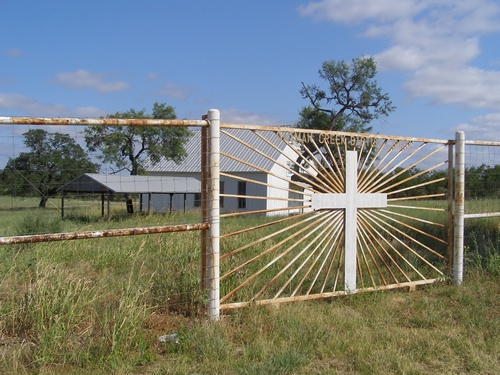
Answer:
[
  {"left": 0, "top": 116, "right": 208, "bottom": 127},
  {"left": 463, "top": 138, "right": 500, "bottom": 220},
  {"left": 0, "top": 223, "right": 209, "bottom": 245},
  {"left": 1, "top": 112, "right": 499, "bottom": 320}
]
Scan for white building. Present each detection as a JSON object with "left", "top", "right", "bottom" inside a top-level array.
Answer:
[{"left": 144, "top": 128, "right": 307, "bottom": 215}]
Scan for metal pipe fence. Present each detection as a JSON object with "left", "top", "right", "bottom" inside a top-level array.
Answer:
[{"left": 0, "top": 112, "right": 499, "bottom": 320}]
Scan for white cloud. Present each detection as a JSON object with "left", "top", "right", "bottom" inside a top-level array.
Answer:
[
  {"left": 159, "top": 82, "right": 191, "bottom": 100},
  {"left": 404, "top": 67, "right": 500, "bottom": 109},
  {"left": 452, "top": 113, "right": 500, "bottom": 141},
  {"left": 374, "top": 33, "right": 480, "bottom": 71},
  {"left": 0, "top": 93, "right": 64, "bottom": 116},
  {"left": 221, "top": 108, "right": 286, "bottom": 126},
  {"left": 298, "top": 0, "right": 500, "bottom": 113},
  {"left": 147, "top": 72, "right": 160, "bottom": 81},
  {"left": 0, "top": 93, "right": 107, "bottom": 117},
  {"left": 54, "top": 69, "right": 129, "bottom": 93},
  {"left": 297, "top": 0, "right": 427, "bottom": 24}
]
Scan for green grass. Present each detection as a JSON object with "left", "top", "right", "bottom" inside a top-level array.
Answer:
[
  {"left": 0, "top": 196, "right": 499, "bottom": 373},
  {"left": 145, "top": 277, "right": 499, "bottom": 375}
]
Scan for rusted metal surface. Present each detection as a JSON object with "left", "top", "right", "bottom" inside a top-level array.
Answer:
[
  {"left": 218, "top": 126, "right": 451, "bottom": 310},
  {"left": 0, "top": 116, "right": 208, "bottom": 127},
  {"left": 220, "top": 279, "right": 439, "bottom": 310},
  {"left": 221, "top": 122, "right": 451, "bottom": 145},
  {"left": 0, "top": 223, "right": 209, "bottom": 246}
]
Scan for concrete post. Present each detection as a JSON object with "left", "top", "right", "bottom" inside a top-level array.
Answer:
[
  {"left": 207, "top": 109, "right": 220, "bottom": 320},
  {"left": 453, "top": 131, "right": 465, "bottom": 286}
]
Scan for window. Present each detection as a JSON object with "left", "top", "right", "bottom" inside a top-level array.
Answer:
[
  {"left": 194, "top": 193, "right": 201, "bottom": 207},
  {"left": 237, "top": 181, "right": 246, "bottom": 209},
  {"left": 220, "top": 181, "right": 225, "bottom": 208}
]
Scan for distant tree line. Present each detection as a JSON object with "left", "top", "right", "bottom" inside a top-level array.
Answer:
[
  {"left": 383, "top": 164, "right": 500, "bottom": 199},
  {"left": 0, "top": 102, "right": 191, "bottom": 212},
  {"left": 383, "top": 167, "right": 448, "bottom": 199},
  {"left": 464, "top": 164, "right": 500, "bottom": 199}
]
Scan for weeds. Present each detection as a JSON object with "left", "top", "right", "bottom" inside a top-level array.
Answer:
[
  {"left": 0, "top": 203, "right": 499, "bottom": 373},
  {"left": 15, "top": 213, "right": 63, "bottom": 235},
  {"left": 465, "top": 229, "right": 500, "bottom": 276}
]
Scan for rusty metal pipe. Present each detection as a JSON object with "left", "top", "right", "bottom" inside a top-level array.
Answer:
[{"left": 0, "top": 116, "right": 208, "bottom": 127}]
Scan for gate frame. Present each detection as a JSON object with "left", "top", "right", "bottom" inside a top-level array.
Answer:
[
  {"left": 3, "top": 113, "right": 499, "bottom": 321},
  {"left": 208, "top": 122, "right": 469, "bottom": 320}
]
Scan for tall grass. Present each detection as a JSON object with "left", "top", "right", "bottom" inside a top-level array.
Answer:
[
  {"left": 0, "top": 241, "right": 156, "bottom": 372},
  {"left": 0, "top": 205, "right": 205, "bottom": 372},
  {"left": 0, "top": 198, "right": 499, "bottom": 373},
  {"left": 152, "top": 278, "right": 499, "bottom": 374}
]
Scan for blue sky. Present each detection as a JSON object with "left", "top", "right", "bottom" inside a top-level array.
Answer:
[{"left": 1, "top": 0, "right": 500, "bottom": 144}]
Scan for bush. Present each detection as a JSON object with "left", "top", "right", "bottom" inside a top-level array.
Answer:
[{"left": 15, "top": 213, "right": 63, "bottom": 235}]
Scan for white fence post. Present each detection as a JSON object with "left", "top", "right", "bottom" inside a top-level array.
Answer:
[
  {"left": 207, "top": 109, "right": 220, "bottom": 320},
  {"left": 454, "top": 131, "right": 465, "bottom": 286}
]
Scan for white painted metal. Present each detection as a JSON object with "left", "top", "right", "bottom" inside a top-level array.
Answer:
[
  {"left": 1, "top": 113, "right": 472, "bottom": 315},
  {"left": 218, "top": 126, "right": 452, "bottom": 309},
  {"left": 453, "top": 131, "right": 465, "bottom": 286},
  {"left": 208, "top": 109, "right": 221, "bottom": 320},
  {"left": 311, "top": 151, "right": 388, "bottom": 292}
]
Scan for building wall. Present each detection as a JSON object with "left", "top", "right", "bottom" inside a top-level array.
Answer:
[
  {"left": 267, "top": 148, "right": 294, "bottom": 216},
  {"left": 140, "top": 192, "right": 199, "bottom": 212},
  {"left": 222, "top": 172, "right": 267, "bottom": 213},
  {"left": 267, "top": 145, "right": 312, "bottom": 215},
  {"left": 144, "top": 155, "right": 311, "bottom": 215},
  {"left": 142, "top": 172, "right": 269, "bottom": 214},
  {"left": 140, "top": 172, "right": 200, "bottom": 212}
]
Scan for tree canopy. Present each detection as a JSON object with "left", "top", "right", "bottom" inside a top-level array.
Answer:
[
  {"left": 84, "top": 102, "right": 192, "bottom": 213},
  {"left": 1, "top": 129, "right": 99, "bottom": 208},
  {"left": 298, "top": 56, "right": 395, "bottom": 133},
  {"left": 84, "top": 102, "right": 192, "bottom": 176}
]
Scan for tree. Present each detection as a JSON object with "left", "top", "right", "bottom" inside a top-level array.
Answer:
[
  {"left": 84, "top": 102, "right": 192, "bottom": 213},
  {"left": 298, "top": 56, "right": 395, "bottom": 133},
  {"left": 2, "top": 129, "right": 99, "bottom": 208},
  {"left": 292, "top": 57, "right": 395, "bottom": 185},
  {"left": 465, "top": 164, "right": 500, "bottom": 199}
]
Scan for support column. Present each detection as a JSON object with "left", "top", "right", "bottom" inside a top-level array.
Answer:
[
  {"left": 454, "top": 131, "right": 465, "bottom": 286},
  {"left": 207, "top": 109, "right": 220, "bottom": 321}
]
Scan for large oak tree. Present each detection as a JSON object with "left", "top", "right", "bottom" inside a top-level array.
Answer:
[
  {"left": 294, "top": 56, "right": 395, "bottom": 183},
  {"left": 2, "top": 129, "right": 99, "bottom": 208},
  {"left": 298, "top": 56, "right": 395, "bottom": 133},
  {"left": 84, "top": 102, "right": 192, "bottom": 213}
]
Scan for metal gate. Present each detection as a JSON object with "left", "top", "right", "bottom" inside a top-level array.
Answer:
[
  {"left": 217, "top": 123, "right": 452, "bottom": 310},
  {"left": 0, "top": 111, "right": 460, "bottom": 320}
]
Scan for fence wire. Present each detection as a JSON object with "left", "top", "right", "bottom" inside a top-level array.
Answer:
[
  {"left": 1, "top": 116, "right": 499, "bottom": 318},
  {"left": 462, "top": 140, "right": 500, "bottom": 273}
]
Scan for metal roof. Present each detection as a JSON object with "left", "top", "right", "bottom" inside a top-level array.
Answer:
[
  {"left": 145, "top": 128, "right": 286, "bottom": 173},
  {"left": 59, "top": 173, "right": 201, "bottom": 194}
]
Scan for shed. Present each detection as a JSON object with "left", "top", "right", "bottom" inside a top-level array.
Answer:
[
  {"left": 144, "top": 129, "right": 305, "bottom": 215},
  {"left": 59, "top": 173, "right": 201, "bottom": 217}
]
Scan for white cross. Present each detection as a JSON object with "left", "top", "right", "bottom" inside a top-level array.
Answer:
[{"left": 311, "top": 151, "right": 387, "bottom": 293}]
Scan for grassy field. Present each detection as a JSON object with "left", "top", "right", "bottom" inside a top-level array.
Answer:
[{"left": 0, "top": 196, "right": 499, "bottom": 374}]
